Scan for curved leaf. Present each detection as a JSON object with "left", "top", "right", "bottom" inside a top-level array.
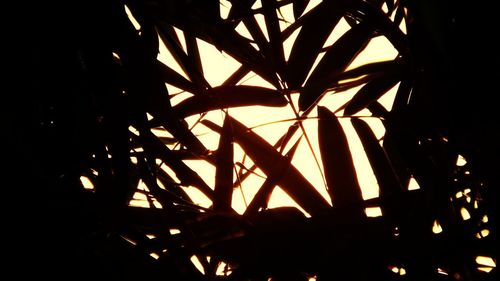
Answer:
[
  {"left": 244, "top": 136, "right": 303, "bottom": 216},
  {"left": 286, "top": 1, "right": 346, "bottom": 89},
  {"left": 157, "top": 60, "right": 198, "bottom": 94},
  {"left": 317, "top": 106, "right": 363, "bottom": 215},
  {"left": 344, "top": 71, "right": 401, "bottom": 115},
  {"left": 173, "top": 85, "right": 287, "bottom": 118},
  {"left": 262, "top": 0, "right": 286, "bottom": 79},
  {"left": 300, "top": 23, "right": 374, "bottom": 111},
  {"left": 213, "top": 117, "right": 235, "bottom": 212},
  {"left": 351, "top": 118, "right": 404, "bottom": 219},
  {"left": 136, "top": 131, "right": 213, "bottom": 199},
  {"left": 202, "top": 118, "right": 331, "bottom": 216},
  {"left": 293, "top": 0, "right": 310, "bottom": 20}
]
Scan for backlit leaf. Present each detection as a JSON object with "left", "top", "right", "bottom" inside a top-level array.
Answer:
[
  {"left": 317, "top": 106, "right": 363, "bottom": 215},
  {"left": 173, "top": 85, "right": 287, "bottom": 118},
  {"left": 203, "top": 117, "right": 330, "bottom": 216}
]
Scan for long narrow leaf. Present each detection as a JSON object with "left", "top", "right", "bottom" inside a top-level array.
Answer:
[
  {"left": 202, "top": 118, "right": 331, "bottom": 216},
  {"left": 317, "top": 106, "right": 363, "bottom": 215},
  {"left": 173, "top": 85, "right": 287, "bottom": 118},
  {"left": 300, "top": 23, "right": 374, "bottom": 111},
  {"left": 213, "top": 117, "right": 235, "bottom": 212},
  {"left": 286, "top": 1, "right": 346, "bottom": 89},
  {"left": 293, "top": 0, "right": 310, "bottom": 20},
  {"left": 262, "top": 0, "right": 286, "bottom": 79},
  {"left": 136, "top": 131, "right": 213, "bottom": 199},
  {"left": 351, "top": 118, "right": 404, "bottom": 219},
  {"left": 244, "top": 136, "right": 303, "bottom": 216},
  {"left": 344, "top": 72, "right": 401, "bottom": 115},
  {"left": 156, "top": 60, "right": 198, "bottom": 93}
]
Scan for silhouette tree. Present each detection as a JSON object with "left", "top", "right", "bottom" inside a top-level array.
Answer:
[{"left": 5, "top": 0, "right": 497, "bottom": 280}]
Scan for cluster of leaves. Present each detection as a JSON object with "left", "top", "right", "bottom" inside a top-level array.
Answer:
[{"left": 8, "top": 0, "right": 497, "bottom": 280}]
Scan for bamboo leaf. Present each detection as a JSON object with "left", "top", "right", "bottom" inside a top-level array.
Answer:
[
  {"left": 286, "top": 1, "right": 346, "bottom": 89},
  {"left": 355, "top": 0, "right": 409, "bottom": 55},
  {"left": 351, "top": 118, "right": 404, "bottom": 219},
  {"left": 244, "top": 136, "right": 303, "bottom": 216},
  {"left": 292, "top": 0, "right": 310, "bottom": 20},
  {"left": 317, "top": 106, "right": 363, "bottom": 215},
  {"left": 135, "top": 132, "right": 213, "bottom": 199},
  {"left": 300, "top": 23, "right": 374, "bottom": 111},
  {"left": 185, "top": 31, "right": 204, "bottom": 76},
  {"left": 344, "top": 72, "right": 401, "bottom": 115},
  {"left": 213, "top": 117, "right": 235, "bottom": 212},
  {"left": 156, "top": 23, "right": 210, "bottom": 90},
  {"left": 262, "top": 0, "right": 286, "bottom": 79},
  {"left": 149, "top": 109, "right": 209, "bottom": 156},
  {"left": 325, "top": 60, "right": 400, "bottom": 86},
  {"left": 202, "top": 118, "right": 330, "bottom": 216},
  {"left": 156, "top": 60, "right": 198, "bottom": 94},
  {"left": 173, "top": 85, "right": 287, "bottom": 118}
]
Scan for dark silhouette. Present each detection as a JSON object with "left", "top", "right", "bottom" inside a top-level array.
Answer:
[{"left": 5, "top": 0, "right": 498, "bottom": 279}]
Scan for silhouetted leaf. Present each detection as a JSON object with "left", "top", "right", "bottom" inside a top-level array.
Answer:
[
  {"left": 149, "top": 109, "right": 209, "bottom": 156},
  {"left": 326, "top": 60, "right": 400, "bottom": 85},
  {"left": 351, "top": 118, "right": 404, "bottom": 219},
  {"left": 317, "top": 107, "right": 363, "bottom": 216},
  {"left": 173, "top": 85, "right": 287, "bottom": 118},
  {"left": 202, "top": 118, "right": 331, "bottom": 216},
  {"left": 286, "top": 1, "right": 346, "bottom": 89},
  {"left": 300, "top": 23, "right": 373, "bottom": 111},
  {"left": 354, "top": 0, "right": 408, "bottom": 55},
  {"left": 292, "top": 0, "right": 310, "bottom": 20},
  {"left": 262, "top": 0, "right": 287, "bottom": 79},
  {"left": 157, "top": 167, "right": 194, "bottom": 204},
  {"left": 185, "top": 31, "right": 204, "bottom": 76},
  {"left": 213, "top": 117, "right": 235, "bottom": 212},
  {"left": 156, "top": 23, "right": 210, "bottom": 91},
  {"left": 136, "top": 131, "right": 213, "bottom": 199},
  {"left": 244, "top": 136, "right": 303, "bottom": 216},
  {"left": 344, "top": 71, "right": 401, "bottom": 115},
  {"left": 156, "top": 60, "right": 198, "bottom": 94}
]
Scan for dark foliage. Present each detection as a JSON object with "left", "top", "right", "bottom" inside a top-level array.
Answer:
[{"left": 5, "top": 0, "right": 498, "bottom": 279}]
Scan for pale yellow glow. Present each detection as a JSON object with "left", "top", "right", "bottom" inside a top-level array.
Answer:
[
  {"left": 216, "top": 261, "right": 230, "bottom": 276},
  {"left": 461, "top": 207, "right": 471, "bottom": 221},
  {"left": 476, "top": 256, "right": 496, "bottom": 267},
  {"left": 482, "top": 215, "right": 489, "bottom": 223},
  {"left": 80, "top": 176, "right": 94, "bottom": 190},
  {"left": 190, "top": 255, "right": 206, "bottom": 274},
  {"left": 169, "top": 228, "right": 181, "bottom": 235},
  {"left": 408, "top": 176, "right": 420, "bottom": 190},
  {"left": 456, "top": 155, "right": 467, "bottom": 166},
  {"left": 432, "top": 220, "right": 443, "bottom": 234},
  {"left": 365, "top": 207, "right": 383, "bottom": 217},
  {"left": 477, "top": 229, "right": 490, "bottom": 238},
  {"left": 150, "top": 253, "right": 160, "bottom": 259}
]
